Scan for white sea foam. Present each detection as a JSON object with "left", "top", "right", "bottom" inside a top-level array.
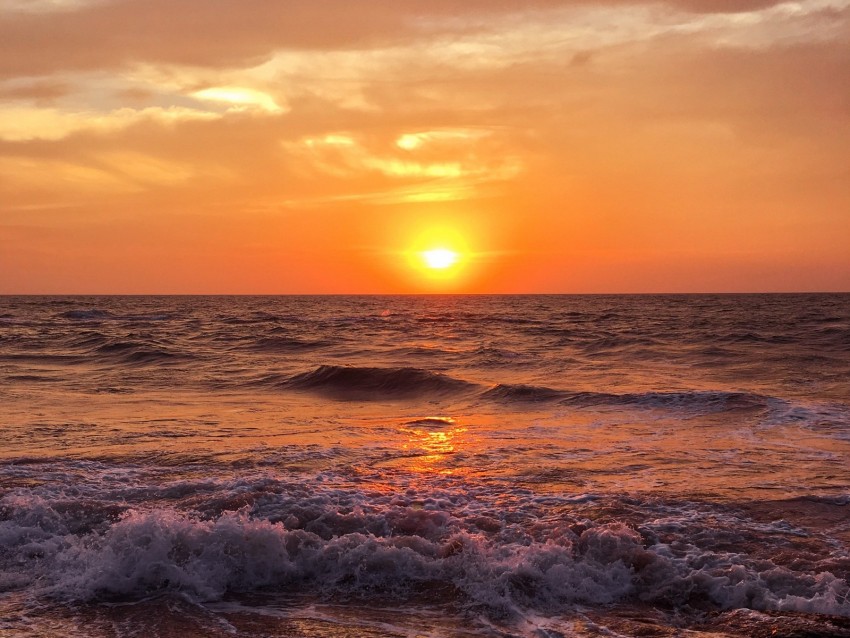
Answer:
[{"left": 1, "top": 486, "right": 847, "bottom": 619}]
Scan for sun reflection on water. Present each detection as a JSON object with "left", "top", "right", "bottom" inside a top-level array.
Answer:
[{"left": 400, "top": 417, "right": 468, "bottom": 475}]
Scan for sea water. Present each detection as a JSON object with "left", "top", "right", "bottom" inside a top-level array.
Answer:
[{"left": 1, "top": 294, "right": 849, "bottom": 636}]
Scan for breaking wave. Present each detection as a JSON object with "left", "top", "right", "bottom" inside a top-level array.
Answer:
[{"left": 0, "top": 488, "right": 847, "bottom": 619}]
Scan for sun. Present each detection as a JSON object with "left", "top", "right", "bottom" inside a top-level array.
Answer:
[
  {"left": 422, "top": 248, "right": 458, "bottom": 270},
  {"left": 402, "top": 224, "right": 473, "bottom": 287}
]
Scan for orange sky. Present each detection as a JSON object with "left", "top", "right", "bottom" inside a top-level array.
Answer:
[{"left": 0, "top": 0, "right": 848, "bottom": 293}]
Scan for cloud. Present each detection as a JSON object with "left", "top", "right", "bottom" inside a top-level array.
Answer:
[
  {"left": 277, "top": 127, "right": 523, "bottom": 205},
  {"left": 0, "top": 104, "right": 218, "bottom": 141},
  {"left": 0, "top": 0, "right": 103, "bottom": 13},
  {"left": 0, "top": 79, "right": 71, "bottom": 101},
  {"left": 0, "top": 0, "right": 815, "bottom": 81},
  {"left": 191, "top": 87, "right": 286, "bottom": 114}
]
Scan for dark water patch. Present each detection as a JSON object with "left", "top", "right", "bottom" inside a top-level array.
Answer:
[
  {"left": 590, "top": 607, "right": 850, "bottom": 638},
  {"left": 116, "top": 349, "right": 180, "bottom": 365},
  {"left": 94, "top": 341, "right": 171, "bottom": 355},
  {"left": 491, "top": 314, "right": 547, "bottom": 327},
  {"left": 283, "top": 365, "right": 478, "bottom": 400},
  {"left": 118, "top": 313, "right": 175, "bottom": 322},
  {"left": 93, "top": 341, "right": 186, "bottom": 366},
  {"left": 720, "top": 331, "right": 798, "bottom": 345},
  {"left": 66, "top": 331, "right": 111, "bottom": 349},
  {"left": 411, "top": 310, "right": 503, "bottom": 325},
  {"left": 763, "top": 400, "right": 850, "bottom": 431},
  {"left": 812, "top": 327, "right": 850, "bottom": 351},
  {"left": 6, "top": 374, "right": 60, "bottom": 383},
  {"left": 579, "top": 335, "right": 663, "bottom": 355},
  {"left": 561, "top": 390, "right": 771, "bottom": 414},
  {"left": 1, "top": 353, "right": 85, "bottom": 365},
  {"left": 245, "top": 372, "right": 291, "bottom": 389},
  {"left": 240, "top": 336, "right": 332, "bottom": 353},
  {"left": 218, "top": 311, "right": 298, "bottom": 325},
  {"left": 4, "top": 457, "right": 58, "bottom": 467},
  {"left": 415, "top": 314, "right": 458, "bottom": 323},
  {"left": 220, "top": 315, "right": 255, "bottom": 325},
  {"left": 58, "top": 309, "right": 113, "bottom": 321},
  {"left": 737, "top": 496, "right": 850, "bottom": 551},
  {"left": 695, "top": 345, "right": 739, "bottom": 359},
  {"left": 471, "top": 346, "right": 527, "bottom": 367},
  {"left": 386, "top": 345, "right": 457, "bottom": 359},
  {"left": 527, "top": 326, "right": 581, "bottom": 341}
]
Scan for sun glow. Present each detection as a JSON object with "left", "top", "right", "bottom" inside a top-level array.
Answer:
[
  {"left": 400, "top": 222, "right": 478, "bottom": 289},
  {"left": 422, "top": 248, "right": 458, "bottom": 269}
]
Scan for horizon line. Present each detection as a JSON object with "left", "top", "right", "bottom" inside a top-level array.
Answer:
[{"left": 2, "top": 291, "right": 849, "bottom": 297}]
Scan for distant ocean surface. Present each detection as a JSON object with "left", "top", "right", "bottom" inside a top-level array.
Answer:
[{"left": 1, "top": 294, "right": 849, "bottom": 637}]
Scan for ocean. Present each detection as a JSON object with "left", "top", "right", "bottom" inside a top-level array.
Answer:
[{"left": 1, "top": 294, "right": 849, "bottom": 637}]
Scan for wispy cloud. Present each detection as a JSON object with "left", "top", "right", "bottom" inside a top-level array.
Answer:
[{"left": 0, "top": 105, "right": 217, "bottom": 141}]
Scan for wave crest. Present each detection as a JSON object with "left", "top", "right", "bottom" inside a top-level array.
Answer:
[
  {"left": 481, "top": 384, "right": 566, "bottom": 403},
  {"left": 284, "top": 365, "right": 477, "bottom": 400}
]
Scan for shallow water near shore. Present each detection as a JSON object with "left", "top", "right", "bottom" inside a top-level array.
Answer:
[{"left": 1, "top": 294, "right": 849, "bottom": 636}]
